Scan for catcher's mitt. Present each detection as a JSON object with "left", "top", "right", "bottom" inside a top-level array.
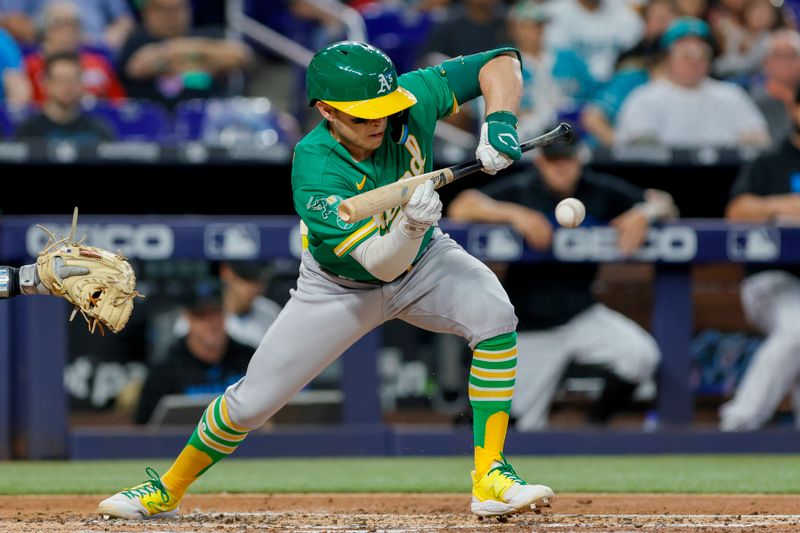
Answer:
[{"left": 36, "top": 208, "right": 143, "bottom": 334}]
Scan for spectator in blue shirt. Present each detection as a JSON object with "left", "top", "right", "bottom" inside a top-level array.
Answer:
[{"left": 0, "top": 27, "right": 31, "bottom": 105}]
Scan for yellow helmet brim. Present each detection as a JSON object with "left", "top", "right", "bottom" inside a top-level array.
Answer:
[{"left": 323, "top": 86, "right": 417, "bottom": 119}]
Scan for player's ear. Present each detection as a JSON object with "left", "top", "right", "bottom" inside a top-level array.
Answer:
[{"left": 315, "top": 101, "right": 336, "bottom": 121}]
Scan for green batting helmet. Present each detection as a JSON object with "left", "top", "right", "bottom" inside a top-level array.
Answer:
[{"left": 306, "top": 41, "right": 417, "bottom": 119}]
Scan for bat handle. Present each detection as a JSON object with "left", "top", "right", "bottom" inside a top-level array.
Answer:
[{"left": 448, "top": 122, "right": 573, "bottom": 178}]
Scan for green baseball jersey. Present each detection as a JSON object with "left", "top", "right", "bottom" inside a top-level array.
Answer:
[{"left": 292, "top": 66, "right": 461, "bottom": 281}]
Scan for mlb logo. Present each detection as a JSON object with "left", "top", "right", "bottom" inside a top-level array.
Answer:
[
  {"left": 727, "top": 227, "right": 780, "bottom": 262},
  {"left": 468, "top": 225, "right": 523, "bottom": 261},
  {"left": 205, "top": 224, "right": 260, "bottom": 259}
]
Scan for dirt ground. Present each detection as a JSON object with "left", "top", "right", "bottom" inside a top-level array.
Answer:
[{"left": 1, "top": 493, "right": 799, "bottom": 532}]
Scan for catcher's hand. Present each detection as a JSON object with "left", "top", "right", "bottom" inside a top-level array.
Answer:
[{"left": 36, "top": 208, "right": 143, "bottom": 334}]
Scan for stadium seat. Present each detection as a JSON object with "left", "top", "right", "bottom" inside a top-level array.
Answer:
[
  {"left": 174, "top": 97, "right": 300, "bottom": 146},
  {"left": 84, "top": 100, "right": 172, "bottom": 142},
  {"left": 0, "top": 106, "right": 10, "bottom": 139},
  {"left": 0, "top": 104, "right": 36, "bottom": 139},
  {"left": 361, "top": 4, "right": 433, "bottom": 74}
]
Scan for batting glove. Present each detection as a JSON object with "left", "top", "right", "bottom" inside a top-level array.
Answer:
[
  {"left": 401, "top": 180, "right": 442, "bottom": 239},
  {"left": 476, "top": 111, "right": 521, "bottom": 175}
]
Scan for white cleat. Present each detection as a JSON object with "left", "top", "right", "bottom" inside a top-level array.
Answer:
[
  {"left": 471, "top": 458, "right": 555, "bottom": 519},
  {"left": 96, "top": 467, "right": 180, "bottom": 519}
]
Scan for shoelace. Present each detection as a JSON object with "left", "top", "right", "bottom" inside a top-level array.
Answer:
[
  {"left": 122, "top": 466, "right": 170, "bottom": 504},
  {"left": 489, "top": 457, "right": 526, "bottom": 485}
]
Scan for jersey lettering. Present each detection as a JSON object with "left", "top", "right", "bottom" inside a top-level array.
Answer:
[{"left": 379, "top": 134, "right": 426, "bottom": 234}]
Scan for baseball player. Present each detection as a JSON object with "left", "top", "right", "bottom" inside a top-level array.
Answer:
[
  {"left": 98, "top": 41, "right": 554, "bottom": 520},
  {"left": 719, "top": 85, "right": 800, "bottom": 431},
  {"left": 448, "top": 141, "right": 673, "bottom": 430}
]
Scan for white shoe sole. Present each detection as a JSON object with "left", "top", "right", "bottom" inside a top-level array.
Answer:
[
  {"left": 471, "top": 485, "right": 554, "bottom": 517},
  {"left": 97, "top": 499, "right": 179, "bottom": 520}
]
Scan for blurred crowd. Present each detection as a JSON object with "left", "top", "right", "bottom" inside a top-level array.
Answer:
[{"left": 0, "top": 0, "right": 797, "bottom": 151}]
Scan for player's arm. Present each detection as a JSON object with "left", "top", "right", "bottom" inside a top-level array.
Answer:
[
  {"left": 725, "top": 157, "right": 800, "bottom": 221},
  {"left": 448, "top": 187, "right": 553, "bottom": 251},
  {"left": 727, "top": 193, "right": 800, "bottom": 221},
  {"left": 611, "top": 189, "right": 679, "bottom": 256},
  {"left": 476, "top": 54, "right": 523, "bottom": 175},
  {"left": 479, "top": 55, "right": 522, "bottom": 118},
  {"left": 0, "top": 260, "right": 88, "bottom": 299},
  {"left": 351, "top": 180, "right": 442, "bottom": 282},
  {"left": 437, "top": 49, "right": 524, "bottom": 175},
  {"left": 1, "top": 264, "right": 52, "bottom": 298}
]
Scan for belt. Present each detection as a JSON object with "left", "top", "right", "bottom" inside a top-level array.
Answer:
[
  {"left": 316, "top": 234, "right": 434, "bottom": 287},
  {"left": 319, "top": 261, "right": 417, "bottom": 287},
  {"left": 319, "top": 266, "right": 384, "bottom": 286}
]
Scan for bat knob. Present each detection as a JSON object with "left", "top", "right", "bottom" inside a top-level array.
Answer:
[{"left": 559, "top": 122, "right": 575, "bottom": 143}]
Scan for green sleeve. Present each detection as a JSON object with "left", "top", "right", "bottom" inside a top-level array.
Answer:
[
  {"left": 399, "top": 67, "right": 458, "bottom": 121},
  {"left": 437, "top": 47, "right": 522, "bottom": 107},
  {"left": 294, "top": 184, "right": 378, "bottom": 258}
]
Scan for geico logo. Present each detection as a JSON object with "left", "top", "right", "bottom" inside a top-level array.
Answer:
[
  {"left": 27, "top": 224, "right": 174, "bottom": 259},
  {"left": 553, "top": 226, "right": 697, "bottom": 262}
]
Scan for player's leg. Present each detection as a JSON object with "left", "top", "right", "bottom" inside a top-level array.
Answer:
[
  {"left": 390, "top": 234, "right": 553, "bottom": 517},
  {"left": 564, "top": 304, "right": 660, "bottom": 424},
  {"left": 720, "top": 271, "right": 800, "bottom": 430},
  {"left": 512, "top": 329, "right": 572, "bottom": 431},
  {"left": 98, "top": 254, "right": 384, "bottom": 519}
]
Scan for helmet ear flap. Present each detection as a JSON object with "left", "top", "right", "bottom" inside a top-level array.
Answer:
[{"left": 390, "top": 109, "right": 410, "bottom": 144}]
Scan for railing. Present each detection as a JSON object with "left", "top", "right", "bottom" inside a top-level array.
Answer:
[
  {"left": 227, "top": 0, "right": 314, "bottom": 67},
  {"left": 225, "top": 0, "right": 366, "bottom": 67},
  {"left": 2, "top": 216, "right": 799, "bottom": 459}
]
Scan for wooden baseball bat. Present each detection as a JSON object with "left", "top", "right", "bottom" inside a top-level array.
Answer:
[{"left": 338, "top": 122, "right": 573, "bottom": 223}]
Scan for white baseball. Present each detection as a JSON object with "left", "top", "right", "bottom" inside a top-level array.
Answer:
[{"left": 555, "top": 198, "right": 586, "bottom": 228}]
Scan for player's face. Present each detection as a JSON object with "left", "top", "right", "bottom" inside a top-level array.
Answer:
[
  {"left": 537, "top": 155, "right": 582, "bottom": 197},
  {"left": 328, "top": 109, "right": 389, "bottom": 158},
  {"left": 222, "top": 274, "right": 263, "bottom": 315},
  {"left": 186, "top": 306, "right": 227, "bottom": 359},
  {"left": 669, "top": 37, "right": 711, "bottom": 88}
]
